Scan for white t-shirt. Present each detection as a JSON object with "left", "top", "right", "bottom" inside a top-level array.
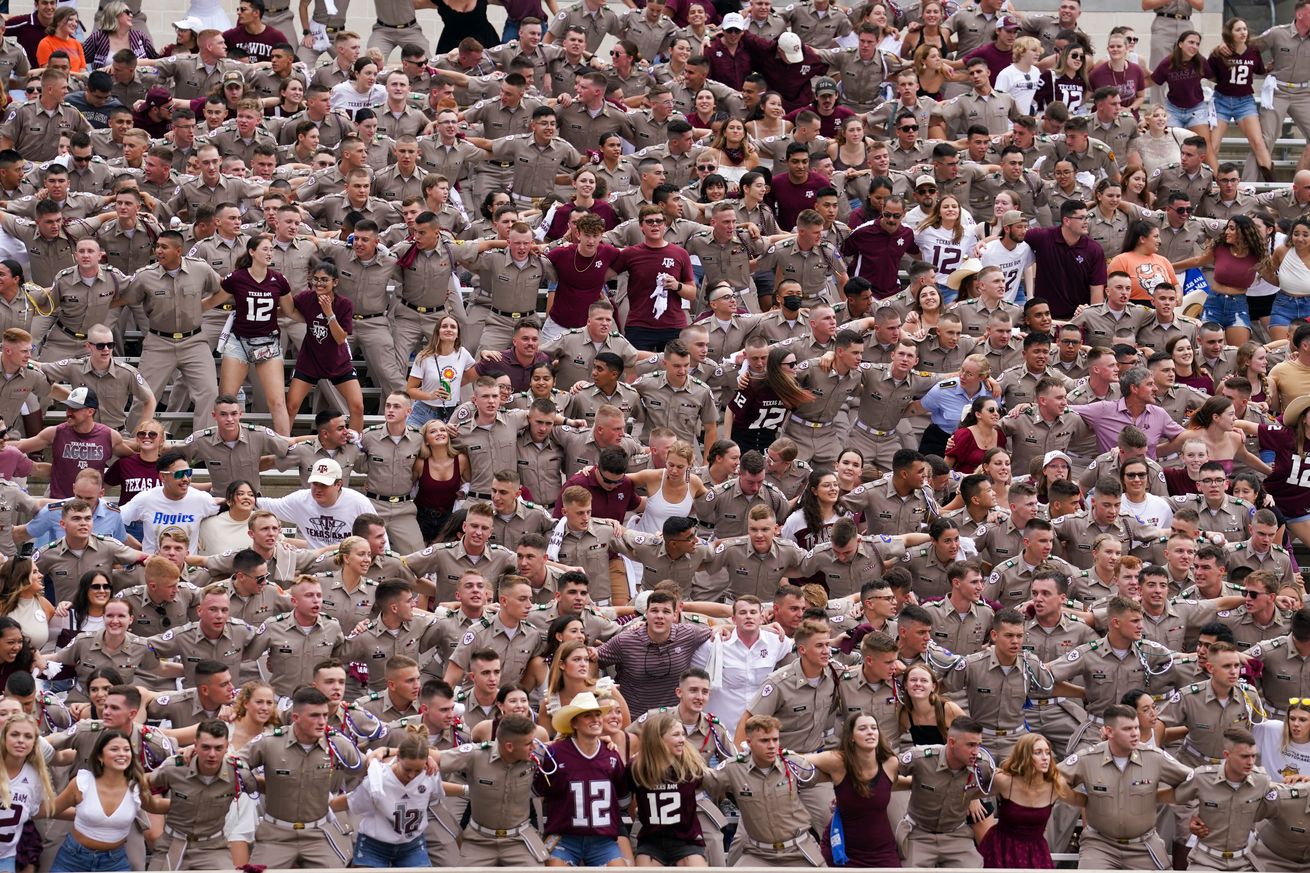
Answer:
[
  {"left": 0, "top": 763, "right": 42, "bottom": 859},
  {"left": 409, "top": 348, "right": 476, "bottom": 409},
  {"left": 197, "top": 511, "right": 253, "bottom": 556},
  {"left": 347, "top": 758, "right": 445, "bottom": 842},
  {"left": 256, "top": 488, "right": 378, "bottom": 548},
  {"left": 1253, "top": 718, "right": 1310, "bottom": 782},
  {"left": 1122, "top": 493, "right": 1174, "bottom": 529},
  {"left": 329, "top": 82, "right": 385, "bottom": 114},
  {"left": 995, "top": 65, "right": 1043, "bottom": 115},
  {"left": 120, "top": 486, "right": 220, "bottom": 553},
  {"left": 915, "top": 224, "right": 980, "bottom": 285},
  {"left": 979, "top": 238, "right": 1036, "bottom": 303}
]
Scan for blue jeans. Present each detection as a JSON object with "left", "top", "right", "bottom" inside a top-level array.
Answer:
[
  {"left": 500, "top": 19, "right": 519, "bottom": 42},
  {"left": 1201, "top": 293, "right": 1251, "bottom": 330},
  {"left": 1166, "top": 99, "right": 1208, "bottom": 129},
  {"left": 406, "top": 401, "right": 452, "bottom": 429},
  {"left": 1214, "top": 92, "right": 1258, "bottom": 122},
  {"left": 353, "top": 833, "right": 429, "bottom": 867},
  {"left": 51, "top": 835, "right": 130, "bottom": 872},
  {"left": 1270, "top": 292, "right": 1310, "bottom": 327},
  {"left": 550, "top": 834, "right": 625, "bottom": 866}
]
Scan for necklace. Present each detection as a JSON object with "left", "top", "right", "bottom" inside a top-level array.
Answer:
[{"left": 572, "top": 247, "right": 598, "bottom": 273}]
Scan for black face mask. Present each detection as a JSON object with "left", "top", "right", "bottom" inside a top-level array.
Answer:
[{"left": 782, "top": 295, "right": 802, "bottom": 311}]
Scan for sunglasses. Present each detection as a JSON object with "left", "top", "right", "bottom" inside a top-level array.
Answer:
[
  {"left": 1125, "top": 36, "right": 1139, "bottom": 44},
  {"left": 916, "top": 186, "right": 937, "bottom": 193},
  {"left": 1172, "top": 206, "right": 1193, "bottom": 214},
  {"left": 899, "top": 124, "right": 919, "bottom": 132},
  {"left": 882, "top": 212, "right": 904, "bottom": 220},
  {"left": 135, "top": 430, "right": 162, "bottom": 439},
  {"left": 24, "top": 87, "right": 39, "bottom": 95},
  {"left": 88, "top": 583, "right": 112, "bottom": 591},
  {"left": 1244, "top": 590, "right": 1265, "bottom": 598},
  {"left": 153, "top": 604, "right": 171, "bottom": 629},
  {"left": 696, "top": 164, "right": 718, "bottom": 171},
  {"left": 1292, "top": 698, "right": 1309, "bottom": 707},
  {"left": 600, "top": 474, "right": 624, "bottom": 485},
  {"left": 171, "top": 468, "right": 193, "bottom": 480},
  {"left": 1123, "top": 472, "right": 1148, "bottom": 479},
  {"left": 89, "top": 342, "right": 113, "bottom": 350},
  {"left": 781, "top": 360, "right": 797, "bottom": 367}
]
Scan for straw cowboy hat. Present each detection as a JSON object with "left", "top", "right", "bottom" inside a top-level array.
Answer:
[
  {"left": 551, "top": 691, "right": 617, "bottom": 737},
  {"left": 1283, "top": 394, "right": 1310, "bottom": 432}
]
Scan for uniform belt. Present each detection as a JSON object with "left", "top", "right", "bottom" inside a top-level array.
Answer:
[
  {"left": 324, "top": 24, "right": 344, "bottom": 33},
  {"left": 1269, "top": 706, "right": 1289, "bottom": 718},
  {"left": 1028, "top": 697, "right": 1062, "bottom": 707},
  {"left": 467, "top": 820, "right": 529, "bottom": 838},
  {"left": 378, "top": 18, "right": 419, "bottom": 28},
  {"left": 366, "top": 491, "right": 412, "bottom": 503},
  {"left": 981, "top": 725, "right": 1028, "bottom": 737},
  {"left": 164, "top": 824, "right": 224, "bottom": 842},
  {"left": 56, "top": 321, "right": 87, "bottom": 340},
  {"left": 1154, "top": 11, "right": 1189, "bottom": 17},
  {"left": 1183, "top": 739, "right": 1222, "bottom": 764},
  {"left": 1193, "top": 842, "right": 1250, "bottom": 860},
  {"left": 353, "top": 311, "right": 387, "bottom": 320},
  {"left": 401, "top": 300, "right": 444, "bottom": 314},
  {"left": 790, "top": 416, "right": 832, "bottom": 429},
  {"left": 853, "top": 419, "right": 893, "bottom": 437},
  {"left": 149, "top": 327, "right": 203, "bottom": 340},
  {"left": 264, "top": 813, "right": 329, "bottom": 830},
  {"left": 1087, "top": 826, "right": 1156, "bottom": 846},
  {"left": 745, "top": 832, "right": 809, "bottom": 852},
  {"left": 491, "top": 306, "right": 535, "bottom": 318},
  {"left": 1086, "top": 715, "right": 1105, "bottom": 725}
]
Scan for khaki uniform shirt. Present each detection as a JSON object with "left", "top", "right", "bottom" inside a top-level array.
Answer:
[
  {"left": 248, "top": 612, "right": 345, "bottom": 697},
  {"left": 38, "top": 357, "right": 151, "bottom": 431},
  {"left": 940, "top": 648, "right": 1055, "bottom": 732},
  {"left": 702, "top": 756, "right": 815, "bottom": 851},
  {"left": 179, "top": 424, "right": 291, "bottom": 496},
  {"left": 145, "top": 687, "right": 224, "bottom": 730},
  {"left": 798, "top": 536, "right": 905, "bottom": 599},
  {"left": 705, "top": 537, "right": 807, "bottom": 601},
  {"left": 448, "top": 617, "right": 542, "bottom": 687},
  {"left": 744, "top": 659, "right": 842, "bottom": 752},
  {"left": 146, "top": 618, "right": 266, "bottom": 684},
  {"left": 35, "top": 534, "right": 138, "bottom": 603},
  {"left": 901, "top": 744, "right": 993, "bottom": 833},
  {"left": 1174, "top": 765, "right": 1275, "bottom": 852},
  {"left": 356, "top": 424, "right": 424, "bottom": 498},
  {"left": 924, "top": 598, "right": 995, "bottom": 656},
  {"left": 152, "top": 753, "right": 257, "bottom": 839},
  {"left": 1048, "top": 636, "right": 1180, "bottom": 714},
  {"left": 0, "top": 101, "right": 90, "bottom": 161},
  {"left": 984, "top": 556, "right": 1078, "bottom": 608},
  {"left": 1162, "top": 681, "right": 1255, "bottom": 765},
  {"left": 243, "top": 728, "right": 362, "bottom": 822},
  {"left": 1058, "top": 741, "right": 1193, "bottom": 840},
  {"left": 842, "top": 474, "right": 938, "bottom": 537},
  {"left": 405, "top": 541, "right": 518, "bottom": 602},
  {"left": 119, "top": 257, "right": 222, "bottom": 335},
  {"left": 55, "top": 629, "right": 160, "bottom": 692}
]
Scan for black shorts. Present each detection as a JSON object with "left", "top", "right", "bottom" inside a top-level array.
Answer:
[
  {"left": 635, "top": 833, "right": 706, "bottom": 865},
  {"left": 1248, "top": 294, "right": 1276, "bottom": 320},
  {"left": 292, "top": 369, "right": 359, "bottom": 386}
]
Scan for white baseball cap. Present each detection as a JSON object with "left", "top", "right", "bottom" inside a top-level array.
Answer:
[
  {"left": 172, "top": 16, "right": 203, "bottom": 31},
  {"left": 778, "top": 32, "right": 803, "bottom": 63},
  {"left": 721, "top": 12, "right": 746, "bottom": 30},
  {"left": 307, "top": 458, "right": 343, "bottom": 485}
]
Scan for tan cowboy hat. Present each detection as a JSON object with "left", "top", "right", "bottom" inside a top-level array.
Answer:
[
  {"left": 946, "top": 258, "right": 983, "bottom": 291},
  {"left": 551, "top": 691, "right": 617, "bottom": 737},
  {"left": 1283, "top": 395, "right": 1310, "bottom": 431}
]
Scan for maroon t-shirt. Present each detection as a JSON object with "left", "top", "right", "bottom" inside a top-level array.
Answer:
[
  {"left": 738, "top": 32, "right": 830, "bottom": 111},
  {"left": 221, "top": 268, "right": 292, "bottom": 339},
  {"left": 50, "top": 422, "right": 115, "bottom": 500},
  {"left": 534, "top": 738, "right": 629, "bottom": 837},
  {"left": 611, "top": 242, "right": 694, "bottom": 331},
  {"left": 221, "top": 24, "right": 288, "bottom": 60},
  {"left": 963, "top": 42, "right": 1012, "bottom": 84},
  {"left": 768, "top": 171, "right": 831, "bottom": 232},
  {"left": 1259, "top": 424, "right": 1310, "bottom": 518},
  {"left": 1152, "top": 57, "right": 1205, "bottom": 108},
  {"left": 842, "top": 219, "right": 921, "bottom": 295},
  {"left": 543, "top": 201, "right": 619, "bottom": 240},
  {"left": 629, "top": 775, "right": 705, "bottom": 844},
  {"left": 104, "top": 454, "right": 164, "bottom": 506},
  {"left": 1162, "top": 467, "right": 1200, "bottom": 497},
  {"left": 546, "top": 243, "right": 623, "bottom": 328},
  {"left": 784, "top": 104, "right": 855, "bottom": 139},
  {"left": 1088, "top": 62, "right": 1148, "bottom": 106},
  {"left": 292, "top": 290, "right": 354, "bottom": 379},
  {"left": 1207, "top": 48, "right": 1265, "bottom": 98},
  {"left": 552, "top": 469, "right": 641, "bottom": 520}
]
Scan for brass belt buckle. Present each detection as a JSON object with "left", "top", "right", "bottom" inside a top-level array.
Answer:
[
  {"left": 495, "top": 828, "right": 508, "bottom": 837},
  {"left": 171, "top": 332, "right": 184, "bottom": 339},
  {"left": 292, "top": 822, "right": 306, "bottom": 830},
  {"left": 772, "top": 842, "right": 786, "bottom": 851}
]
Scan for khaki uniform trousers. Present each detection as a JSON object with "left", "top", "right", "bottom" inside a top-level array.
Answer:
[
  {"left": 728, "top": 832, "right": 823, "bottom": 867},
  {"left": 38, "top": 328, "right": 88, "bottom": 364},
  {"left": 1252, "top": 89, "right": 1310, "bottom": 180},
  {"left": 846, "top": 423, "right": 904, "bottom": 475},
  {"left": 1189, "top": 844, "right": 1256, "bottom": 872},
  {"left": 248, "top": 818, "right": 351, "bottom": 868},
  {"left": 1148, "top": 16, "right": 1192, "bottom": 105},
  {"left": 463, "top": 297, "right": 493, "bottom": 354},
  {"left": 781, "top": 417, "right": 840, "bottom": 466},
  {"left": 138, "top": 333, "right": 219, "bottom": 432},
  {"left": 797, "top": 781, "right": 835, "bottom": 841},
  {"left": 1078, "top": 827, "right": 1170, "bottom": 871},
  {"left": 352, "top": 315, "right": 405, "bottom": 402},
  {"left": 895, "top": 818, "right": 983, "bottom": 868},
  {"left": 366, "top": 23, "right": 430, "bottom": 63},
  {"left": 370, "top": 496, "right": 425, "bottom": 554},
  {"left": 458, "top": 823, "right": 548, "bottom": 867},
  {"left": 1251, "top": 840, "right": 1310, "bottom": 873},
  {"left": 147, "top": 831, "right": 232, "bottom": 871}
]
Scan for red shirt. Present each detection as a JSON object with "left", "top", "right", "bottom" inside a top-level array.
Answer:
[
  {"left": 611, "top": 242, "right": 694, "bottom": 331},
  {"left": 784, "top": 104, "right": 855, "bottom": 138},
  {"left": 546, "top": 242, "right": 623, "bottom": 328},
  {"left": 739, "top": 32, "right": 831, "bottom": 112},
  {"left": 842, "top": 219, "right": 921, "bottom": 295},
  {"left": 221, "top": 267, "right": 292, "bottom": 338},
  {"left": 768, "top": 170, "right": 831, "bottom": 232},
  {"left": 705, "top": 36, "right": 754, "bottom": 90}
]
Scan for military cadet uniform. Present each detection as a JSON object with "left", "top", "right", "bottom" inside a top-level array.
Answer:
[
  {"left": 485, "top": 134, "right": 583, "bottom": 202},
  {"left": 447, "top": 616, "right": 542, "bottom": 688},
  {"left": 0, "top": 283, "right": 44, "bottom": 336},
  {"left": 702, "top": 752, "right": 824, "bottom": 867},
  {"left": 1059, "top": 740, "right": 1193, "bottom": 869},
  {"left": 353, "top": 424, "right": 424, "bottom": 554},
  {"left": 206, "top": 547, "right": 316, "bottom": 595},
  {"left": 843, "top": 475, "right": 937, "bottom": 543},
  {"left": 896, "top": 744, "right": 991, "bottom": 866},
  {"left": 243, "top": 727, "right": 362, "bottom": 867},
  {"left": 0, "top": 215, "right": 89, "bottom": 288},
  {"left": 1149, "top": 161, "right": 1215, "bottom": 207},
  {"left": 178, "top": 424, "right": 291, "bottom": 498},
  {"left": 150, "top": 753, "right": 258, "bottom": 871},
  {"left": 388, "top": 236, "right": 467, "bottom": 380},
  {"left": 846, "top": 363, "right": 936, "bottom": 470},
  {"left": 440, "top": 741, "right": 546, "bottom": 864},
  {"left": 1246, "top": 635, "right": 1310, "bottom": 717},
  {"left": 975, "top": 516, "right": 1027, "bottom": 571},
  {"left": 611, "top": 530, "right": 714, "bottom": 599},
  {"left": 1053, "top": 511, "right": 1160, "bottom": 571},
  {"left": 797, "top": 535, "right": 904, "bottom": 599},
  {"left": 1139, "top": 597, "right": 1225, "bottom": 651},
  {"left": 1253, "top": 782, "right": 1310, "bottom": 871},
  {"left": 451, "top": 408, "right": 532, "bottom": 499},
  {"left": 1002, "top": 408, "right": 1089, "bottom": 476},
  {"left": 1173, "top": 764, "right": 1275, "bottom": 872},
  {"left": 1173, "top": 494, "right": 1253, "bottom": 541},
  {"left": 246, "top": 612, "right": 345, "bottom": 698},
  {"left": 51, "top": 719, "right": 174, "bottom": 774},
  {"left": 1048, "top": 636, "right": 1181, "bottom": 751},
  {"left": 742, "top": 660, "right": 842, "bottom": 836},
  {"left": 1022, "top": 615, "right": 1095, "bottom": 756},
  {"left": 37, "top": 535, "right": 141, "bottom": 603},
  {"left": 34, "top": 264, "right": 129, "bottom": 362},
  {"left": 146, "top": 618, "right": 265, "bottom": 685},
  {"left": 353, "top": 689, "right": 420, "bottom": 723},
  {"left": 838, "top": 666, "right": 901, "bottom": 745},
  {"left": 491, "top": 499, "right": 553, "bottom": 551},
  {"left": 38, "top": 356, "right": 152, "bottom": 431},
  {"left": 370, "top": 163, "right": 428, "bottom": 203},
  {"left": 0, "top": 99, "right": 90, "bottom": 161},
  {"left": 53, "top": 629, "right": 161, "bottom": 698},
  {"left": 1081, "top": 449, "right": 1169, "bottom": 499},
  {"left": 0, "top": 481, "right": 42, "bottom": 558},
  {"left": 754, "top": 238, "right": 845, "bottom": 308},
  {"left": 939, "top": 506, "right": 1002, "bottom": 540},
  {"left": 900, "top": 544, "right": 957, "bottom": 601},
  {"left": 692, "top": 478, "right": 789, "bottom": 540},
  {"left": 923, "top": 598, "right": 995, "bottom": 657},
  {"left": 339, "top": 616, "right": 443, "bottom": 693},
  {"left": 1217, "top": 605, "right": 1293, "bottom": 650},
  {"left": 404, "top": 541, "right": 517, "bottom": 603},
  {"left": 543, "top": 329, "right": 640, "bottom": 390},
  {"left": 684, "top": 228, "right": 764, "bottom": 306},
  {"left": 633, "top": 371, "right": 716, "bottom": 452},
  {"left": 145, "top": 687, "right": 225, "bottom": 730},
  {"left": 704, "top": 536, "right": 807, "bottom": 602}
]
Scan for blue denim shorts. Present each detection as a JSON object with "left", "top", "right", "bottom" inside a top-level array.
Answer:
[
  {"left": 1201, "top": 293, "right": 1252, "bottom": 329},
  {"left": 353, "top": 833, "right": 429, "bottom": 867},
  {"left": 51, "top": 835, "right": 130, "bottom": 872},
  {"left": 1213, "top": 92, "right": 1259, "bottom": 123},
  {"left": 550, "top": 834, "right": 625, "bottom": 866},
  {"left": 1270, "top": 292, "right": 1310, "bottom": 327},
  {"left": 1166, "top": 99, "right": 1209, "bottom": 128}
]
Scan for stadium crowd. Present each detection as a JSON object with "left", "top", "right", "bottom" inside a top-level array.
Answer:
[{"left": 0, "top": 0, "right": 1309, "bottom": 867}]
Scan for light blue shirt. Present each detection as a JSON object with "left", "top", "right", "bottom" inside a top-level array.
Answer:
[
  {"left": 25, "top": 498, "right": 125, "bottom": 550},
  {"left": 920, "top": 378, "right": 993, "bottom": 432}
]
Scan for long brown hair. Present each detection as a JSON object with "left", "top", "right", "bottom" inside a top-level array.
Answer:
[
  {"left": 233, "top": 233, "right": 272, "bottom": 272},
  {"left": 765, "top": 346, "right": 815, "bottom": 408},
  {"left": 916, "top": 194, "right": 965, "bottom": 243},
  {"left": 898, "top": 663, "right": 951, "bottom": 737},
  {"left": 999, "top": 733, "right": 1071, "bottom": 800},
  {"left": 1169, "top": 30, "right": 1204, "bottom": 73},
  {"left": 0, "top": 558, "right": 36, "bottom": 617},
  {"left": 836, "top": 712, "right": 892, "bottom": 797}
]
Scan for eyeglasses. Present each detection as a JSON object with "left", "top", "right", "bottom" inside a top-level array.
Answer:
[
  {"left": 1172, "top": 206, "right": 1193, "bottom": 214},
  {"left": 1123, "top": 472, "right": 1148, "bottom": 479},
  {"left": 171, "top": 468, "right": 193, "bottom": 480},
  {"left": 1199, "top": 477, "right": 1226, "bottom": 485},
  {"left": 88, "top": 583, "right": 112, "bottom": 591},
  {"left": 153, "top": 604, "right": 171, "bottom": 629},
  {"left": 1059, "top": 338, "right": 1081, "bottom": 345},
  {"left": 310, "top": 276, "right": 333, "bottom": 285},
  {"left": 135, "top": 430, "right": 161, "bottom": 439},
  {"left": 899, "top": 124, "right": 919, "bottom": 132},
  {"left": 89, "top": 342, "right": 113, "bottom": 350}
]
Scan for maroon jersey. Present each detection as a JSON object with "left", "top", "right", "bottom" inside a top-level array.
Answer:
[
  {"left": 50, "top": 422, "right": 115, "bottom": 500},
  {"left": 534, "top": 738, "right": 629, "bottom": 838},
  {"left": 1207, "top": 48, "right": 1265, "bottom": 98},
  {"left": 1259, "top": 424, "right": 1310, "bottom": 518},
  {"left": 728, "top": 382, "right": 786, "bottom": 454},
  {"left": 546, "top": 243, "right": 622, "bottom": 328},
  {"left": 221, "top": 268, "right": 292, "bottom": 338},
  {"left": 611, "top": 243, "right": 695, "bottom": 331},
  {"left": 629, "top": 775, "right": 704, "bottom": 844}
]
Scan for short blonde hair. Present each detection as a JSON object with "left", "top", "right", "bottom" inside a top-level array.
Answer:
[{"left": 1012, "top": 35, "right": 1042, "bottom": 61}]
